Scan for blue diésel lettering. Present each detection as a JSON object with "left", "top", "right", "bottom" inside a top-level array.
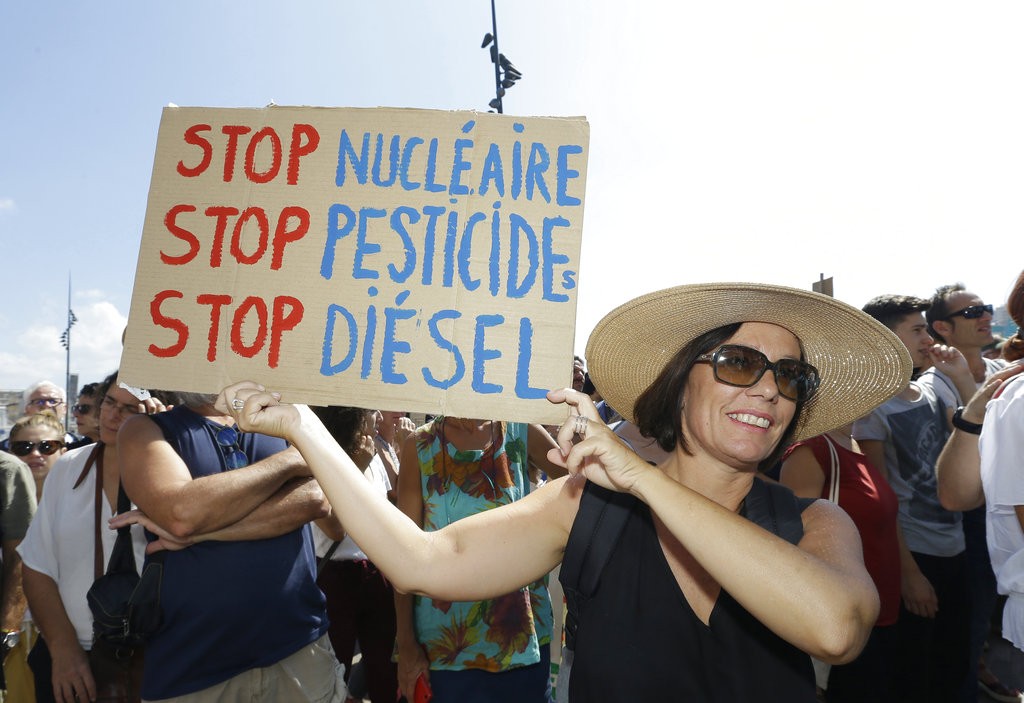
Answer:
[
  {"left": 321, "top": 204, "right": 356, "bottom": 279},
  {"left": 380, "top": 290, "right": 414, "bottom": 384},
  {"left": 336, "top": 131, "right": 370, "bottom": 187},
  {"left": 399, "top": 137, "right": 423, "bottom": 191},
  {"left": 556, "top": 144, "right": 583, "bottom": 206},
  {"left": 479, "top": 143, "right": 505, "bottom": 196},
  {"left": 526, "top": 142, "right": 551, "bottom": 203},
  {"left": 472, "top": 314, "right": 504, "bottom": 394},
  {"left": 320, "top": 304, "right": 358, "bottom": 375},
  {"left": 506, "top": 214, "right": 538, "bottom": 298},
  {"left": 359, "top": 290, "right": 379, "bottom": 379},
  {"left": 352, "top": 208, "right": 387, "bottom": 279},
  {"left": 371, "top": 134, "right": 400, "bottom": 187},
  {"left": 388, "top": 207, "right": 419, "bottom": 283},
  {"left": 515, "top": 317, "right": 547, "bottom": 399},
  {"left": 542, "top": 216, "right": 572, "bottom": 303},
  {"left": 423, "top": 138, "right": 445, "bottom": 193},
  {"left": 423, "top": 309, "right": 465, "bottom": 389},
  {"left": 457, "top": 212, "right": 487, "bottom": 292}
]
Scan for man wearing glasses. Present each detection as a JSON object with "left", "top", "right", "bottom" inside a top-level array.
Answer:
[
  {"left": 115, "top": 393, "right": 348, "bottom": 702},
  {"left": 0, "top": 382, "right": 75, "bottom": 453},
  {"left": 921, "top": 284, "right": 1014, "bottom": 703},
  {"left": 853, "top": 294, "right": 974, "bottom": 703}
]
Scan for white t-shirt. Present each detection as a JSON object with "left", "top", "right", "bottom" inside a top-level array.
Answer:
[
  {"left": 313, "top": 453, "right": 391, "bottom": 562},
  {"left": 18, "top": 445, "right": 148, "bottom": 649},
  {"left": 979, "top": 374, "right": 1024, "bottom": 651},
  {"left": 917, "top": 357, "right": 1007, "bottom": 408}
]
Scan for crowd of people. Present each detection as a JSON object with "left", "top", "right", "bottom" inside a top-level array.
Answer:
[{"left": 0, "top": 272, "right": 1021, "bottom": 703}]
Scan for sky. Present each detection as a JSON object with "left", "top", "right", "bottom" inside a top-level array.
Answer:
[{"left": 2, "top": 1, "right": 1022, "bottom": 396}]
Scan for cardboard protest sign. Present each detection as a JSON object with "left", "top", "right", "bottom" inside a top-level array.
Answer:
[{"left": 121, "top": 106, "right": 589, "bottom": 424}]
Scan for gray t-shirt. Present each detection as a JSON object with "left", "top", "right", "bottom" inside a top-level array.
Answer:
[
  {"left": 853, "top": 383, "right": 964, "bottom": 557},
  {"left": 0, "top": 451, "right": 35, "bottom": 543}
]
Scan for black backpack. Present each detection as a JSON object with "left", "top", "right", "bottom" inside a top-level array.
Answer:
[{"left": 559, "top": 477, "right": 811, "bottom": 651}]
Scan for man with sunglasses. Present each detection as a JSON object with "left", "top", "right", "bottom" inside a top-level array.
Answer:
[
  {"left": 0, "top": 382, "right": 78, "bottom": 454},
  {"left": 853, "top": 294, "right": 973, "bottom": 703},
  {"left": 114, "top": 393, "right": 348, "bottom": 702},
  {"left": 921, "top": 284, "right": 1014, "bottom": 703}
]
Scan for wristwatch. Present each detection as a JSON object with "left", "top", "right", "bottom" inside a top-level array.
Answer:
[
  {"left": 952, "top": 406, "right": 983, "bottom": 435},
  {"left": 1, "top": 629, "right": 19, "bottom": 653}
]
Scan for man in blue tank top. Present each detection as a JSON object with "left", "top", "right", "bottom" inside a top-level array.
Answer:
[{"left": 116, "top": 392, "right": 347, "bottom": 702}]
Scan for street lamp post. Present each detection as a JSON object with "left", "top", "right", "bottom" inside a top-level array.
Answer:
[{"left": 481, "top": 0, "right": 523, "bottom": 113}]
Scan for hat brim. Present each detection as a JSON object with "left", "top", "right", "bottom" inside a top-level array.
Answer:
[{"left": 585, "top": 282, "right": 912, "bottom": 442}]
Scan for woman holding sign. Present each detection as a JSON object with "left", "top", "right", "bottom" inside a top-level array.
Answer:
[{"left": 215, "top": 282, "right": 908, "bottom": 702}]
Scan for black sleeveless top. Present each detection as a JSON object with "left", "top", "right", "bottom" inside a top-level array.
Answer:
[{"left": 569, "top": 498, "right": 817, "bottom": 702}]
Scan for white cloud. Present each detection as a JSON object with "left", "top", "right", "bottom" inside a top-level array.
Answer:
[
  {"left": 0, "top": 198, "right": 15, "bottom": 212},
  {"left": 0, "top": 300, "right": 127, "bottom": 392}
]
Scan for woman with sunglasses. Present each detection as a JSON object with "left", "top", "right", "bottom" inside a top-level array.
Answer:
[
  {"left": 18, "top": 372, "right": 165, "bottom": 703},
  {"left": 217, "top": 282, "right": 911, "bottom": 703},
  {"left": 8, "top": 412, "right": 67, "bottom": 501}
]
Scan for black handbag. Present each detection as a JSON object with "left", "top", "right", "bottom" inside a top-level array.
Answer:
[{"left": 86, "top": 477, "right": 164, "bottom": 649}]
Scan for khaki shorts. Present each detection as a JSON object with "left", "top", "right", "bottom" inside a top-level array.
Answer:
[{"left": 145, "top": 634, "right": 346, "bottom": 703}]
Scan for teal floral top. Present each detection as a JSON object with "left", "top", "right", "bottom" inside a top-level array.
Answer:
[{"left": 413, "top": 418, "right": 553, "bottom": 672}]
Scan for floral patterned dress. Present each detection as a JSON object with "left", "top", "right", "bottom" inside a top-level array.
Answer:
[{"left": 413, "top": 418, "right": 552, "bottom": 672}]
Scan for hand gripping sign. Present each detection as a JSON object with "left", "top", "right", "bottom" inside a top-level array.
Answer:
[{"left": 121, "top": 106, "right": 589, "bottom": 424}]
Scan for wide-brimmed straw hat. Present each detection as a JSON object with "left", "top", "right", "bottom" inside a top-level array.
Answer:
[{"left": 585, "top": 282, "right": 912, "bottom": 442}]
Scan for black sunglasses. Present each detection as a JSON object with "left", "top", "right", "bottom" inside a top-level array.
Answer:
[
  {"left": 11, "top": 440, "right": 65, "bottom": 457},
  {"left": 72, "top": 403, "right": 93, "bottom": 414},
  {"left": 942, "top": 304, "right": 993, "bottom": 321},
  {"left": 695, "top": 344, "right": 820, "bottom": 402}
]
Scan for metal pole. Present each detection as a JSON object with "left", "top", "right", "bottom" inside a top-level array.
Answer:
[
  {"left": 490, "top": 0, "right": 503, "bottom": 113},
  {"left": 64, "top": 275, "right": 72, "bottom": 431}
]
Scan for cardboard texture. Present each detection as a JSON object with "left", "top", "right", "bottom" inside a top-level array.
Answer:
[{"left": 121, "top": 106, "right": 589, "bottom": 424}]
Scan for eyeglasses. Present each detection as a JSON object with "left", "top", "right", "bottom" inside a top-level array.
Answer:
[
  {"left": 28, "top": 397, "right": 63, "bottom": 409},
  {"left": 72, "top": 403, "right": 93, "bottom": 414},
  {"left": 695, "top": 344, "right": 820, "bottom": 403},
  {"left": 215, "top": 425, "right": 249, "bottom": 469},
  {"left": 10, "top": 440, "right": 65, "bottom": 457},
  {"left": 101, "top": 395, "right": 141, "bottom": 416},
  {"left": 942, "top": 304, "right": 993, "bottom": 321}
]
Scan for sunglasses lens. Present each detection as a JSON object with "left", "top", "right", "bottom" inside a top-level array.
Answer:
[
  {"left": 215, "top": 426, "right": 249, "bottom": 469},
  {"left": 10, "top": 441, "right": 62, "bottom": 456},
  {"left": 714, "top": 347, "right": 767, "bottom": 386},
  {"left": 964, "top": 305, "right": 992, "bottom": 319},
  {"left": 774, "top": 360, "right": 818, "bottom": 402},
  {"left": 73, "top": 404, "right": 92, "bottom": 414}
]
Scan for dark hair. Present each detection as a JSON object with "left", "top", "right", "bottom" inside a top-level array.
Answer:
[
  {"left": 862, "top": 294, "right": 930, "bottom": 331},
  {"left": 634, "top": 324, "right": 742, "bottom": 453},
  {"left": 311, "top": 406, "right": 370, "bottom": 458},
  {"left": 633, "top": 322, "right": 808, "bottom": 469},
  {"left": 1004, "top": 270, "right": 1024, "bottom": 362},
  {"left": 79, "top": 382, "right": 100, "bottom": 398},
  {"left": 925, "top": 282, "right": 966, "bottom": 342}
]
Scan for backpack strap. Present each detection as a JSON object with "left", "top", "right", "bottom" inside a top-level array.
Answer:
[{"left": 560, "top": 481, "right": 637, "bottom": 651}]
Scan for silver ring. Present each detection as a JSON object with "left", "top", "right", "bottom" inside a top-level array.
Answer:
[
  {"left": 574, "top": 414, "right": 588, "bottom": 436},
  {"left": 231, "top": 398, "right": 245, "bottom": 411}
]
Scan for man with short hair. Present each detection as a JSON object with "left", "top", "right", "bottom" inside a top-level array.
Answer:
[
  {"left": 921, "top": 283, "right": 1013, "bottom": 702},
  {"left": 853, "top": 294, "right": 972, "bottom": 703},
  {"left": 0, "top": 382, "right": 76, "bottom": 453},
  {"left": 116, "top": 392, "right": 347, "bottom": 702},
  {"left": 0, "top": 450, "right": 37, "bottom": 702}
]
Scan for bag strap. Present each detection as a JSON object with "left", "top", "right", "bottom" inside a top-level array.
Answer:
[
  {"left": 87, "top": 445, "right": 105, "bottom": 581},
  {"left": 821, "top": 435, "right": 840, "bottom": 504},
  {"left": 560, "top": 481, "right": 636, "bottom": 650},
  {"left": 316, "top": 540, "right": 343, "bottom": 578}
]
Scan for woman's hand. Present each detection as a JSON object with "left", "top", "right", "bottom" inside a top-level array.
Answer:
[
  {"left": 109, "top": 509, "right": 195, "bottom": 554},
  {"left": 397, "top": 643, "right": 431, "bottom": 701},
  {"left": 215, "top": 382, "right": 302, "bottom": 440},
  {"left": 545, "top": 388, "right": 653, "bottom": 495}
]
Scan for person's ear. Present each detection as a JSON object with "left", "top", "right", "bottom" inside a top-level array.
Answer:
[{"left": 932, "top": 318, "right": 953, "bottom": 342}]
